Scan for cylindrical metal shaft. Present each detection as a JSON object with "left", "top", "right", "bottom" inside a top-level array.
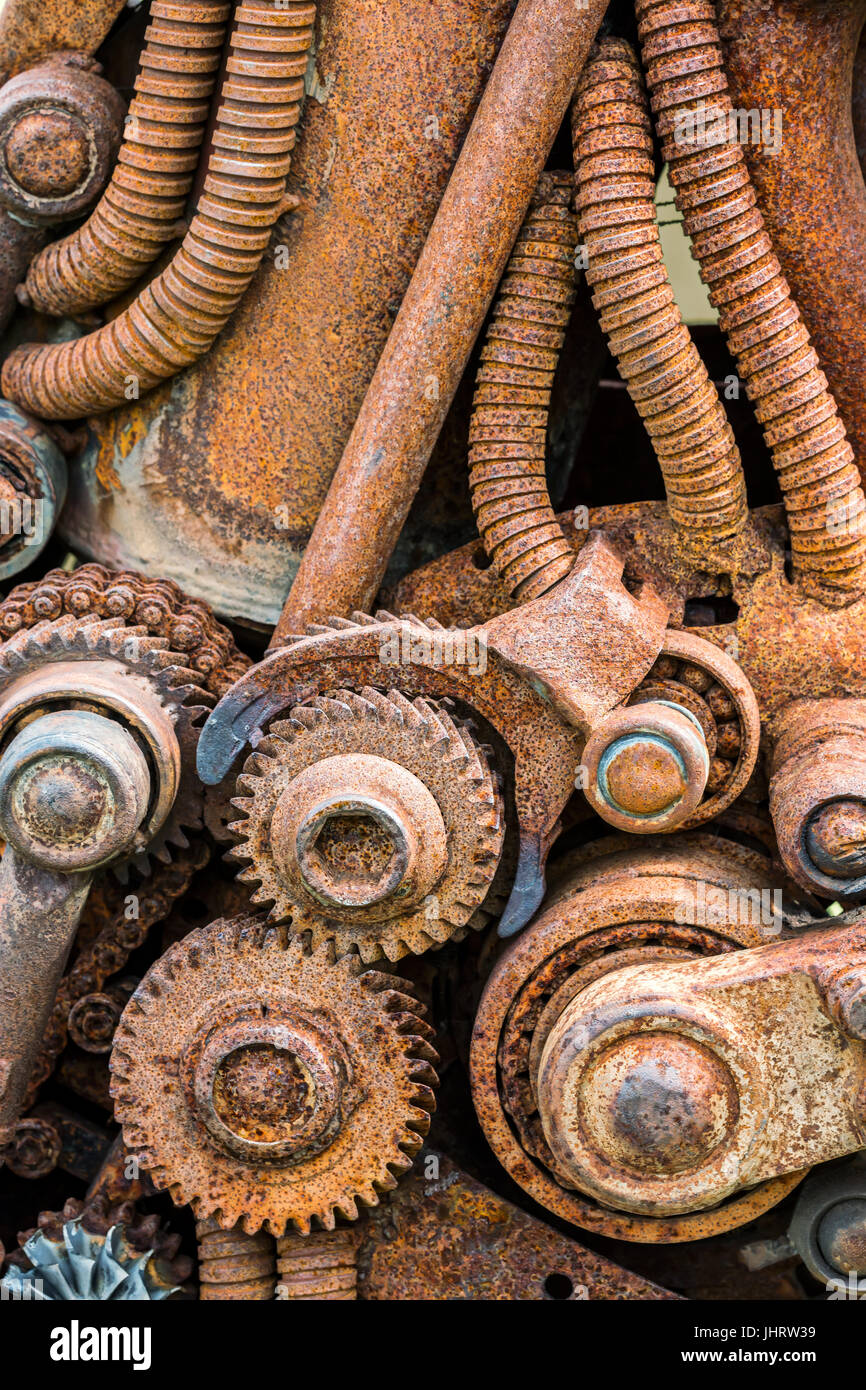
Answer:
[
  {"left": 271, "top": 0, "right": 609, "bottom": 643},
  {"left": 0, "top": 852, "right": 92, "bottom": 1150}
]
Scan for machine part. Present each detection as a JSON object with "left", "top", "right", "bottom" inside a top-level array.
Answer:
[
  {"left": 67, "top": 991, "right": 125, "bottom": 1054},
  {"left": 0, "top": 614, "right": 214, "bottom": 866},
  {"left": 582, "top": 698, "right": 710, "bottom": 833},
  {"left": 615, "top": 627, "right": 761, "bottom": 832},
  {"left": 0, "top": 52, "right": 125, "bottom": 224},
  {"left": 0, "top": 597, "right": 240, "bottom": 1148},
  {"left": 24, "top": 2, "right": 231, "bottom": 318},
  {"left": 572, "top": 39, "right": 747, "bottom": 558},
  {"left": 635, "top": 0, "right": 866, "bottom": 605},
  {"left": 358, "top": 1149, "right": 676, "bottom": 1300},
  {"left": 272, "top": 0, "right": 610, "bottom": 639},
  {"left": 2, "top": 2, "right": 318, "bottom": 419},
  {"left": 61, "top": 0, "right": 521, "bottom": 629},
  {"left": 197, "top": 536, "right": 670, "bottom": 937},
  {"left": 0, "top": 210, "right": 43, "bottom": 334},
  {"left": 0, "top": 561, "right": 251, "bottom": 699},
  {"left": 228, "top": 689, "right": 504, "bottom": 963},
  {"left": 110, "top": 915, "right": 439, "bottom": 1235},
  {"left": 770, "top": 698, "right": 866, "bottom": 900},
  {"left": 197, "top": 1216, "right": 276, "bottom": 1301},
  {"left": 0, "top": 401, "right": 67, "bottom": 580},
  {"left": 789, "top": 1155, "right": 866, "bottom": 1286},
  {"left": 718, "top": 0, "right": 866, "bottom": 490},
  {"left": 1, "top": 1194, "right": 189, "bottom": 1300},
  {"left": 276, "top": 1227, "right": 359, "bottom": 1300},
  {"left": 24, "top": 837, "right": 209, "bottom": 1111},
  {"left": 0, "top": 1, "right": 127, "bottom": 79},
  {"left": 467, "top": 171, "right": 578, "bottom": 602},
  {"left": 2, "top": 1113, "right": 62, "bottom": 1179},
  {"left": 471, "top": 835, "right": 810, "bottom": 1242}
]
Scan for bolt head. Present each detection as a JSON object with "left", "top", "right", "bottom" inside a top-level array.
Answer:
[{"left": 5, "top": 110, "right": 90, "bottom": 197}]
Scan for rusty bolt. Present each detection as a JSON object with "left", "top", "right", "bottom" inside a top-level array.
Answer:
[
  {"left": 270, "top": 754, "right": 449, "bottom": 916},
  {"left": 569, "top": 1033, "right": 738, "bottom": 1177},
  {"left": 5, "top": 110, "right": 91, "bottom": 199},
  {"left": 0, "top": 710, "right": 151, "bottom": 872},
  {"left": 806, "top": 800, "right": 866, "bottom": 880},
  {"left": 583, "top": 702, "right": 709, "bottom": 833}
]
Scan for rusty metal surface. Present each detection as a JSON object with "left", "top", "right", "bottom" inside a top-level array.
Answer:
[
  {"left": 636, "top": 0, "right": 866, "bottom": 605},
  {"left": 471, "top": 834, "right": 812, "bottom": 1242},
  {"left": 276, "top": 1227, "right": 359, "bottom": 1300},
  {"left": 2, "top": 2, "right": 318, "bottom": 419},
  {"left": 468, "top": 172, "right": 578, "bottom": 601},
  {"left": 60, "top": 0, "right": 521, "bottom": 627},
  {"left": 0, "top": 0, "right": 127, "bottom": 79},
  {"left": 358, "top": 1149, "right": 677, "bottom": 1300},
  {"left": 111, "top": 914, "right": 439, "bottom": 1235},
  {"left": 198, "top": 1216, "right": 276, "bottom": 1300},
  {"left": 273, "top": 0, "right": 610, "bottom": 639},
  {"left": 228, "top": 689, "right": 505, "bottom": 964},
  {"left": 718, "top": 0, "right": 866, "bottom": 492},
  {"left": 24, "top": 2, "right": 232, "bottom": 318},
  {"left": 573, "top": 38, "right": 747, "bottom": 557}
]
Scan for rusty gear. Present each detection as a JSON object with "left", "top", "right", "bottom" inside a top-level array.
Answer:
[
  {"left": 0, "top": 562, "right": 250, "bottom": 699},
  {"left": 228, "top": 688, "right": 505, "bottom": 963},
  {"left": 0, "top": 613, "right": 211, "bottom": 870},
  {"left": 110, "top": 915, "right": 439, "bottom": 1235}
]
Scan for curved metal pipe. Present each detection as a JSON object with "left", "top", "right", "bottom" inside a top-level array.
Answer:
[
  {"left": 635, "top": 0, "right": 866, "bottom": 605},
  {"left": 468, "top": 171, "right": 578, "bottom": 602},
  {"left": 2, "top": 1, "right": 316, "bottom": 420},
  {"left": 717, "top": 0, "right": 866, "bottom": 493},
  {"left": 572, "top": 38, "right": 747, "bottom": 558},
  {"left": 24, "top": 1, "right": 231, "bottom": 319}
]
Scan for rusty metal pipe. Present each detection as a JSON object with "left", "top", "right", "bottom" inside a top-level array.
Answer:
[
  {"left": 572, "top": 38, "right": 748, "bottom": 557},
  {"left": 717, "top": 0, "right": 866, "bottom": 492},
  {"left": 271, "top": 0, "right": 609, "bottom": 642},
  {"left": 2, "top": 1, "right": 317, "bottom": 419},
  {"left": 635, "top": 0, "right": 866, "bottom": 605},
  {"left": 468, "top": 171, "right": 579, "bottom": 602},
  {"left": 0, "top": 851, "right": 92, "bottom": 1151},
  {"left": 24, "top": 1, "right": 232, "bottom": 319}
]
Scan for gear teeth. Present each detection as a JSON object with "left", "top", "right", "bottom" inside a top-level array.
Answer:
[{"left": 110, "top": 914, "right": 436, "bottom": 1237}]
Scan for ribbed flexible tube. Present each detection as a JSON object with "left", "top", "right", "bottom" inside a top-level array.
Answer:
[
  {"left": 468, "top": 171, "right": 578, "bottom": 602},
  {"left": 635, "top": 0, "right": 866, "bottom": 602},
  {"left": 572, "top": 39, "right": 747, "bottom": 552},
  {"left": 197, "top": 1217, "right": 275, "bottom": 1300},
  {"left": 275, "top": 1228, "right": 359, "bottom": 1300},
  {"left": 2, "top": 1, "right": 316, "bottom": 420},
  {"left": 24, "top": 2, "right": 231, "bottom": 319}
]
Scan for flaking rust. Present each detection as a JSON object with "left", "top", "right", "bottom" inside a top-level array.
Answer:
[{"left": 2, "top": 0, "right": 866, "bottom": 1307}]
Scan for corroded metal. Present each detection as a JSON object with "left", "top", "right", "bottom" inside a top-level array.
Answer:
[
  {"left": 468, "top": 172, "right": 579, "bottom": 601},
  {"left": 2, "top": 3, "right": 318, "bottom": 419},
  {"left": 111, "top": 915, "right": 439, "bottom": 1235},
  {"left": 718, "top": 0, "right": 866, "bottom": 491},
  {"left": 197, "top": 1216, "right": 276, "bottom": 1300},
  {"left": 56, "top": 0, "right": 522, "bottom": 627},
  {"left": 0, "top": 0, "right": 128, "bottom": 79},
  {"left": 273, "top": 0, "right": 610, "bottom": 638},
  {"left": 572, "top": 38, "right": 747, "bottom": 557},
  {"left": 471, "top": 834, "right": 811, "bottom": 1242},
  {"left": 276, "top": 1228, "right": 359, "bottom": 1300},
  {"left": 636, "top": 0, "right": 866, "bottom": 604}
]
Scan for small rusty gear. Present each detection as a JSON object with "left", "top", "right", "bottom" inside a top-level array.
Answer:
[
  {"left": 227, "top": 688, "right": 505, "bottom": 963},
  {"left": 0, "top": 613, "right": 212, "bottom": 869},
  {"left": 110, "top": 915, "right": 439, "bottom": 1235}
]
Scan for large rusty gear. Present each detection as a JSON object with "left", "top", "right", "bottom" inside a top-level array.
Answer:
[
  {"left": 227, "top": 688, "right": 505, "bottom": 963},
  {"left": 0, "top": 613, "right": 212, "bottom": 870},
  {"left": 110, "top": 915, "right": 439, "bottom": 1236}
]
